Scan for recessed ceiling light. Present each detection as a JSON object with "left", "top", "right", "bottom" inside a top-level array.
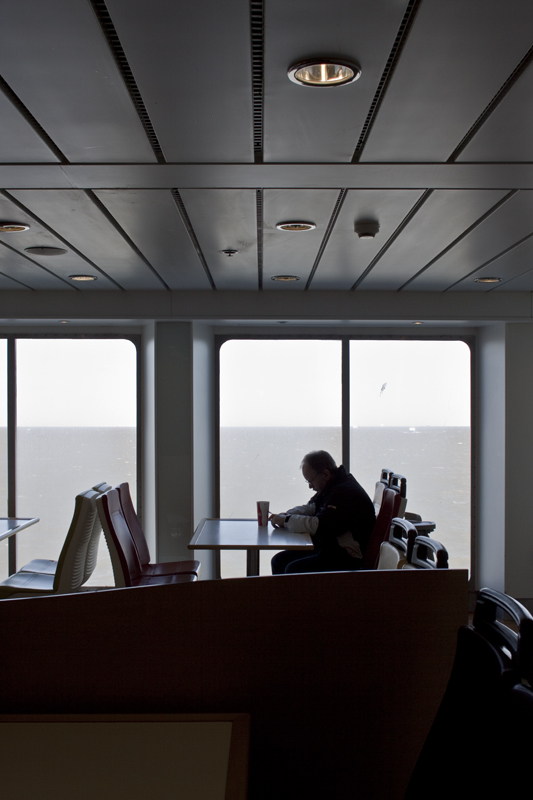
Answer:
[
  {"left": 220, "top": 249, "right": 239, "bottom": 257},
  {"left": 271, "top": 275, "right": 300, "bottom": 282},
  {"left": 474, "top": 277, "right": 502, "bottom": 283},
  {"left": 68, "top": 274, "right": 98, "bottom": 282},
  {"left": 25, "top": 246, "right": 67, "bottom": 256},
  {"left": 413, "top": 321, "right": 424, "bottom": 325},
  {"left": 276, "top": 222, "right": 316, "bottom": 232},
  {"left": 0, "top": 222, "right": 30, "bottom": 233},
  {"left": 278, "top": 321, "right": 288, "bottom": 324},
  {"left": 288, "top": 58, "right": 361, "bottom": 87},
  {"left": 354, "top": 220, "right": 380, "bottom": 240},
  {"left": 59, "top": 320, "right": 69, "bottom": 324}
]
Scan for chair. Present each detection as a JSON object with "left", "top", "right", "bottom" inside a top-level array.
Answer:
[
  {"left": 18, "top": 482, "right": 110, "bottom": 582},
  {"left": 117, "top": 482, "right": 200, "bottom": 577},
  {"left": 362, "top": 487, "right": 402, "bottom": 569},
  {"left": 404, "top": 535, "right": 448, "bottom": 569},
  {"left": 376, "top": 517, "right": 416, "bottom": 569},
  {"left": 405, "top": 588, "right": 533, "bottom": 798},
  {"left": 0, "top": 490, "right": 101, "bottom": 598},
  {"left": 96, "top": 489, "right": 197, "bottom": 587},
  {"left": 372, "top": 468, "right": 393, "bottom": 514}
]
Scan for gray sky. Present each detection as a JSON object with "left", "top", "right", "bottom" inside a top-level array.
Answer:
[{"left": 220, "top": 339, "right": 470, "bottom": 427}]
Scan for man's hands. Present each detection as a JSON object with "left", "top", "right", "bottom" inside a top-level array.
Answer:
[{"left": 269, "top": 513, "right": 287, "bottom": 528}]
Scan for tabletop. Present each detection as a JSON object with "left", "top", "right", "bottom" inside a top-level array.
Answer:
[
  {"left": 0, "top": 517, "right": 39, "bottom": 543},
  {"left": 189, "top": 518, "right": 313, "bottom": 551}
]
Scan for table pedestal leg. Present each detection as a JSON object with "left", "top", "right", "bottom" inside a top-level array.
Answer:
[{"left": 246, "top": 550, "right": 259, "bottom": 577}]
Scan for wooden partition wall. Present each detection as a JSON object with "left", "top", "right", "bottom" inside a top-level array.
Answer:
[{"left": 0, "top": 569, "right": 468, "bottom": 799}]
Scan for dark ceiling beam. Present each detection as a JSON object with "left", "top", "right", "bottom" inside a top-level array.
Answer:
[{"left": 2, "top": 164, "right": 533, "bottom": 190}]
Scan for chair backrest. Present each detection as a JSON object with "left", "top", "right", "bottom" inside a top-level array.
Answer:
[
  {"left": 389, "top": 473, "right": 407, "bottom": 517},
  {"left": 387, "top": 516, "right": 416, "bottom": 555},
  {"left": 96, "top": 489, "right": 143, "bottom": 587},
  {"left": 116, "top": 482, "right": 151, "bottom": 566},
  {"left": 407, "top": 535, "right": 449, "bottom": 569},
  {"left": 405, "top": 588, "right": 533, "bottom": 798},
  {"left": 80, "top": 482, "right": 112, "bottom": 584},
  {"left": 363, "top": 487, "right": 401, "bottom": 569},
  {"left": 53, "top": 490, "right": 100, "bottom": 593},
  {"left": 376, "top": 541, "right": 402, "bottom": 570},
  {"left": 372, "top": 468, "right": 393, "bottom": 514}
]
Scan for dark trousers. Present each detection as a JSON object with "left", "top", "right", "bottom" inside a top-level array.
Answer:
[{"left": 271, "top": 548, "right": 363, "bottom": 575}]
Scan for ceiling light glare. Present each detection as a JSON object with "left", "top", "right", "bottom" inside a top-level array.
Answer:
[
  {"left": 0, "top": 222, "right": 30, "bottom": 233},
  {"left": 288, "top": 58, "right": 361, "bottom": 87},
  {"left": 354, "top": 220, "right": 380, "bottom": 239},
  {"left": 413, "top": 321, "right": 424, "bottom": 325},
  {"left": 276, "top": 222, "right": 316, "bottom": 232},
  {"left": 68, "top": 274, "right": 98, "bottom": 282},
  {"left": 474, "top": 277, "right": 502, "bottom": 283},
  {"left": 271, "top": 275, "right": 300, "bottom": 282},
  {"left": 25, "top": 246, "right": 67, "bottom": 256}
]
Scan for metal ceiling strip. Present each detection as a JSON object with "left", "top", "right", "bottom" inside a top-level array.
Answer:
[
  {"left": 250, "top": 0, "right": 264, "bottom": 163},
  {"left": 448, "top": 44, "right": 533, "bottom": 162},
  {"left": 0, "top": 77, "right": 66, "bottom": 163},
  {"left": 305, "top": 189, "right": 348, "bottom": 290},
  {"left": 350, "top": 189, "right": 433, "bottom": 290},
  {"left": 89, "top": 0, "right": 165, "bottom": 163},
  {"left": 352, "top": 0, "right": 422, "bottom": 163},
  {"left": 170, "top": 190, "right": 216, "bottom": 290}
]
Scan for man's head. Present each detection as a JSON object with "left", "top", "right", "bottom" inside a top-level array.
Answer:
[{"left": 301, "top": 450, "right": 337, "bottom": 494}]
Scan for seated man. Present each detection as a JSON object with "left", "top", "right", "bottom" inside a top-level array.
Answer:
[{"left": 270, "top": 450, "right": 375, "bottom": 574}]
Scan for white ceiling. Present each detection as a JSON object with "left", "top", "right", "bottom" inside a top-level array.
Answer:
[{"left": 0, "top": 0, "right": 533, "bottom": 297}]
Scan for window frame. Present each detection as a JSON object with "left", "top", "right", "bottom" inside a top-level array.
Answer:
[
  {"left": 216, "top": 332, "right": 475, "bottom": 586},
  {"left": 1, "top": 333, "right": 141, "bottom": 574}
]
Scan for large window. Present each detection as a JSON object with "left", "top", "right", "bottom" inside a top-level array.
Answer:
[
  {"left": 0, "top": 337, "right": 137, "bottom": 584},
  {"left": 219, "top": 337, "right": 472, "bottom": 577}
]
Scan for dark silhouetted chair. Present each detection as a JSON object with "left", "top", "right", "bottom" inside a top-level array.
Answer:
[
  {"left": 96, "top": 489, "right": 197, "bottom": 587},
  {"left": 363, "top": 487, "right": 401, "bottom": 569},
  {"left": 117, "top": 482, "right": 200, "bottom": 577}
]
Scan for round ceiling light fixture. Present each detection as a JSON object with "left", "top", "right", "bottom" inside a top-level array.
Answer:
[
  {"left": 276, "top": 221, "right": 316, "bottom": 232},
  {"left": 271, "top": 275, "right": 300, "bottom": 282},
  {"left": 0, "top": 222, "right": 30, "bottom": 233},
  {"left": 474, "top": 277, "right": 502, "bottom": 284},
  {"left": 354, "top": 220, "right": 380, "bottom": 240},
  {"left": 288, "top": 58, "right": 361, "bottom": 87},
  {"left": 68, "top": 274, "right": 98, "bottom": 282},
  {"left": 25, "top": 246, "right": 67, "bottom": 256}
]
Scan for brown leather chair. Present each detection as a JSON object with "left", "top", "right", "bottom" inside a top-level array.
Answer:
[
  {"left": 96, "top": 488, "right": 197, "bottom": 587},
  {"left": 117, "top": 482, "right": 200, "bottom": 577}
]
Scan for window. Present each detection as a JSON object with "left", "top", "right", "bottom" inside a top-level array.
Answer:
[
  {"left": 219, "top": 337, "right": 472, "bottom": 576},
  {"left": 0, "top": 337, "right": 137, "bottom": 584}
]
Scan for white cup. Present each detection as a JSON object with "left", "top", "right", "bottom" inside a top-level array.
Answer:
[{"left": 257, "top": 501, "right": 269, "bottom": 526}]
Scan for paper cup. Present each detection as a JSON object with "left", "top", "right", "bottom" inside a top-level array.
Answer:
[{"left": 257, "top": 501, "right": 269, "bottom": 526}]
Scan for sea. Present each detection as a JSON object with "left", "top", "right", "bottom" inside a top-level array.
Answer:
[{"left": 0, "top": 425, "right": 470, "bottom": 584}]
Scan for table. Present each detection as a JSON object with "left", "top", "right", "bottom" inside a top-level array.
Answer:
[
  {"left": 0, "top": 518, "right": 40, "bottom": 575},
  {"left": 189, "top": 518, "right": 314, "bottom": 578}
]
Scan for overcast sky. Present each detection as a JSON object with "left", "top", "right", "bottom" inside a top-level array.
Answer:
[{"left": 220, "top": 339, "right": 470, "bottom": 427}]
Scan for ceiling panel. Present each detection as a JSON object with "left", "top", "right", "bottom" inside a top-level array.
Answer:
[
  {"left": 9, "top": 190, "right": 165, "bottom": 290},
  {"left": 311, "top": 190, "right": 424, "bottom": 290},
  {"left": 361, "top": 0, "right": 533, "bottom": 162},
  {"left": 94, "top": 190, "right": 213, "bottom": 290},
  {"left": 492, "top": 270, "right": 533, "bottom": 292},
  {"left": 179, "top": 190, "right": 258, "bottom": 289},
  {"left": 457, "top": 62, "right": 533, "bottom": 162},
  {"left": 263, "top": 0, "right": 406, "bottom": 163},
  {"left": 448, "top": 234, "right": 533, "bottom": 291},
  {"left": 406, "top": 191, "right": 533, "bottom": 291},
  {"left": 0, "top": 271, "right": 33, "bottom": 291},
  {"left": 358, "top": 190, "right": 508, "bottom": 290},
  {"left": 0, "top": 91, "right": 60, "bottom": 163},
  {"left": 0, "top": 245, "right": 73, "bottom": 290},
  {"left": 106, "top": 0, "right": 254, "bottom": 163},
  {"left": 0, "top": 0, "right": 156, "bottom": 163},
  {"left": 0, "top": 193, "right": 118, "bottom": 291},
  {"left": 263, "top": 190, "right": 339, "bottom": 289}
]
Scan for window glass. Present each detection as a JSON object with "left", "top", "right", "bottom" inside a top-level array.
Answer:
[
  {"left": 349, "top": 340, "right": 471, "bottom": 571},
  {"left": 0, "top": 341, "right": 7, "bottom": 574},
  {"left": 220, "top": 339, "right": 341, "bottom": 576},
  {"left": 15, "top": 339, "right": 137, "bottom": 584}
]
